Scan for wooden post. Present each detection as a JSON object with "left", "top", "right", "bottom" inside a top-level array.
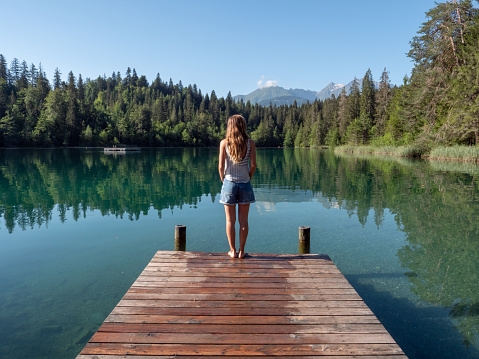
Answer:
[
  {"left": 175, "top": 225, "right": 186, "bottom": 251},
  {"left": 299, "top": 226, "right": 310, "bottom": 254}
]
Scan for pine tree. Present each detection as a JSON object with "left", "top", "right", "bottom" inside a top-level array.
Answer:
[
  {"left": 442, "top": 22, "right": 479, "bottom": 144},
  {"left": 337, "top": 87, "right": 349, "bottom": 142},
  {"left": 359, "top": 69, "right": 376, "bottom": 144},
  {"left": 0, "top": 77, "right": 7, "bottom": 120},
  {"left": 375, "top": 68, "right": 391, "bottom": 138},
  {"left": 386, "top": 86, "right": 408, "bottom": 143},
  {"left": 65, "top": 71, "right": 80, "bottom": 145},
  {"left": 77, "top": 74, "right": 85, "bottom": 105},
  {"left": 0, "top": 55, "right": 8, "bottom": 120},
  {"left": 294, "top": 123, "right": 304, "bottom": 147},
  {"left": 398, "top": 1, "right": 479, "bottom": 144},
  {"left": 209, "top": 90, "right": 220, "bottom": 127},
  {"left": 30, "top": 63, "right": 38, "bottom": 85},
  {"left": 0, "top": 106, "right": 21, "bottom": 146},
  {"left": 53, "top": 68, "right": 62, "bottom": 90},
  {"left": 9, "top": 58, "right": 20, "bottom": 85},
  {"left": 283, "top": 128, "right": 293, "bottom": 147},
  {"left": 67, "top": 71, "right": 76, "bottom": 97},
  {"left": 18, "top": 60, "right": 29, "bottom": 89},
  {"left": 408, "top": 0, "right": 478, "bottom": 73},
  {"left": 123, "top": 67, "right": 132, "bottom": 87},
  {"left": 36, "top": 65, "right": 51, "bottom": 104},
  {"left": 347, "top": 78, "right": 360, "bottom": 122},
  {"left": 0, "top": 55, "right": 8, "bottom": 80},
  {"left": 131, "top": 68, "right": 138, "bottom": 87}
]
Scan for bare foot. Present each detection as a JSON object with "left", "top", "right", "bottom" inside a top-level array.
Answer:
[
  {"left": 228, "top": 250, "right": 237, "bottom": 258},
  {"left": 238, "top": 250, "right": 246, "bottom": 259}
]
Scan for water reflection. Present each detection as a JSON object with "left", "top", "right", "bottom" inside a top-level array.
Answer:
[
  {"left": 1, "top": 148, "right": 479, "bottom": 351},
  {"left": 0, "top": 148, "right": 222, "bottom": 233}
]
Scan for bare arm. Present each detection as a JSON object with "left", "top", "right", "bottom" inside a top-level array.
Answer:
[
  {"left": 249, "top": 139, "right": 257, "bottom": 180},
  {"left": 218, "top": 139, "right": 226, "bottom": 182}
]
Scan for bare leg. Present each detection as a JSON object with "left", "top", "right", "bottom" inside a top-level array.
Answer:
[
  {"left": 237, "top": 204, "right": 250, "bottom": 259},
  {"left": 224, "top": 205, "right": 237, "bottom": 258}
]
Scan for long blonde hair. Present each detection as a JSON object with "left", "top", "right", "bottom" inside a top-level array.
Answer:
[{"left": 226, "top": 114, "right": 249, "bottom": 163}]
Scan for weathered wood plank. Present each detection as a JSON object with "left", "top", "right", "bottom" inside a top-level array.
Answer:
[
  {"left": 104, "top": 314, "right": 382, "bottom": 325},
  {"left": 110, "top": 306, "right": 375, "bottom": 316},
  {"left": 89, "top": 332, "right": 398, "bottom": 344},
  {"left": 146, "top": 260, "right": 336, "bottom": 268},
  {"left": 122, "top": 292, "right": 363, "bottom": 301},
  {"left": 117, "top": 299, "right": 369, "bottom": 309},
  {"left": 145, "top": 261, "right": 338, "bottom": 268},
  {"left": 127, "top": 286, "right": 359, "bottom": 295},
  {"left": 132, "top": 277, "right": 349, "bottom": 286},
  {"left": 98, "top": 322, "right": 390, "bottom": 334},
  {"left": 80, "top": 342, "right": 405, "bottom": 356},
  {"left": 138, "top": 269, "right": 342, "bottom": 276}
]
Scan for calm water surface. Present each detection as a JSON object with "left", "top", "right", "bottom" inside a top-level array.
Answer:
[{"left": 0, "top": 148, "right": 478, "bottom": 358}]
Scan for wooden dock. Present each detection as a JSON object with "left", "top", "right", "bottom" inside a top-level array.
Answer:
[
  {"left": 104, "top": 147, "right": 141, "bottom": 153},
  {"left": 77, "top": 251, "right": 407, "bottom": 358}
]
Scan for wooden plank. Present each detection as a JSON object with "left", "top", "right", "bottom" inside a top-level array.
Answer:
[
  {"left": 138, "top": 269, "right": 342, "bottom": 276},
  {"left": 122, "top": 292, "right": 363, "bottom": 301},
  {"left": 127, "top": 286, "right": 359, "bottom": 295},
  {"left": 80, "top": 343, "right": 405, "bottom": 356},
  {"left": 117, "top": 298, "right": 369, "bottom": 307},
  {"left": 104, "top": 315, "right": 382, "bottom": 325},
  {"left": 109, "top": 306, "right": 377, "bottom": 316},
  {"left": 132, "top": 283, "right": 348, "bottom": 290},
  {"left": 88, "top": 332, "right": 398, "bottom": 344},
  {"left": 76, "top": 251, "right": 407, "bottom": 358},
  {"left": 132, "top": 277, "right": 350, "bottom": 286},
  {"left": 98, "top": 322, "right": 390, "bottom": 334}
]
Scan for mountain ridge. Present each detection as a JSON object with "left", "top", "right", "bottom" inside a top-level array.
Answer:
[{"left": 234, "top": 78, "right": 380, "bottom": 106}]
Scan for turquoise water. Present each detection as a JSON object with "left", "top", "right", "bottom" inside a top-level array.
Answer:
[{"left": 0, "top": 148, "right": 478, "bottom": 358}]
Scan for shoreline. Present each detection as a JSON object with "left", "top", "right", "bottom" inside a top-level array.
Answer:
[
  {"left": 333, "top": 145, "right": 479, "bottom": 164},
  {"left": 2, "top": 145, "right": 479, "bottom": 164}
]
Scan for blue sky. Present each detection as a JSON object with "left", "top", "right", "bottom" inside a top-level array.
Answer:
[{"left": 1, "top": 0, "right": 438, "bottom": 98}]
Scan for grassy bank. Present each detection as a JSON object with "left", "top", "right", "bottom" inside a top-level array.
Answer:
[{"left": 334, "top": 145, "right": 479, "bottom": 163}]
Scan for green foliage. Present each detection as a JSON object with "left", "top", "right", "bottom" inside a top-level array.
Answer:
[
  {"left": 371, "top": 132, "right": 396, "bottom": 147},
  {"left": 324, "top": 127, "right": 340, "bottom": 148},
  {"left": 439, "top": 23, "right": 479, "bottom": 145},
  {"left": 294, "top": 123, "right": 304, "bottom": 147},
  {"left": 345, "top": 118, "right": 362, "bottom": 145},
  {"left": 283, "top": 128, "right": 293, "bottom": 147}
]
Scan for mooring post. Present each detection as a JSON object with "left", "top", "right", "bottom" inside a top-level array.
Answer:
[
  {"left": 175, "top": 225, "right": 186, "bottom": 251},
  {"left": 299, "top": 226, "right": 310, "bottom": 254}
]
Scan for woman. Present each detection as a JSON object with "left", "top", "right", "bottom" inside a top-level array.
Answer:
[{"left": 218, "top": 114, "right": 257, "bottom": 259}]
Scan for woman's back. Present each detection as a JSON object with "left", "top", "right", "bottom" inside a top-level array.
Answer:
[{"left": 224, "top": 139, "right": 251, "bottom": 183}]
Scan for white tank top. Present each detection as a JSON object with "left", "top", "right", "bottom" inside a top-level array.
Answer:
[{"left": 224, "top": 140, "right": 251, "bottom": 183}]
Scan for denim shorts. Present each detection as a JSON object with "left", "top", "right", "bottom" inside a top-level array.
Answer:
[{"left": 219, "top": 179, "right": 255, "bottom": 205}]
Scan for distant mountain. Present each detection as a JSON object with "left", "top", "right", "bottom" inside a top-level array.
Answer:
[
  {"left": 234, "top": 86, "right": 308, "bottom": 106},
  {"left": 234, "top": 78, "right": 380, "bottom": 106}
]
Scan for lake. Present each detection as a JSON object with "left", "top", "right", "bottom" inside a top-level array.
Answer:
[{"left": 0, "top": 148, "right": 478, "bottom": 358}]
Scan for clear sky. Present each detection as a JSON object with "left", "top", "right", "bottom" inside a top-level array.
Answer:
[{"left": 1, "top": 0, "right": 438, "bottom": 98}]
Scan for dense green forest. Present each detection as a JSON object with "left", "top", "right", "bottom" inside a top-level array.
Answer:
[{"left": 1, "top": 1, "right": 479, "bottom": 149}]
